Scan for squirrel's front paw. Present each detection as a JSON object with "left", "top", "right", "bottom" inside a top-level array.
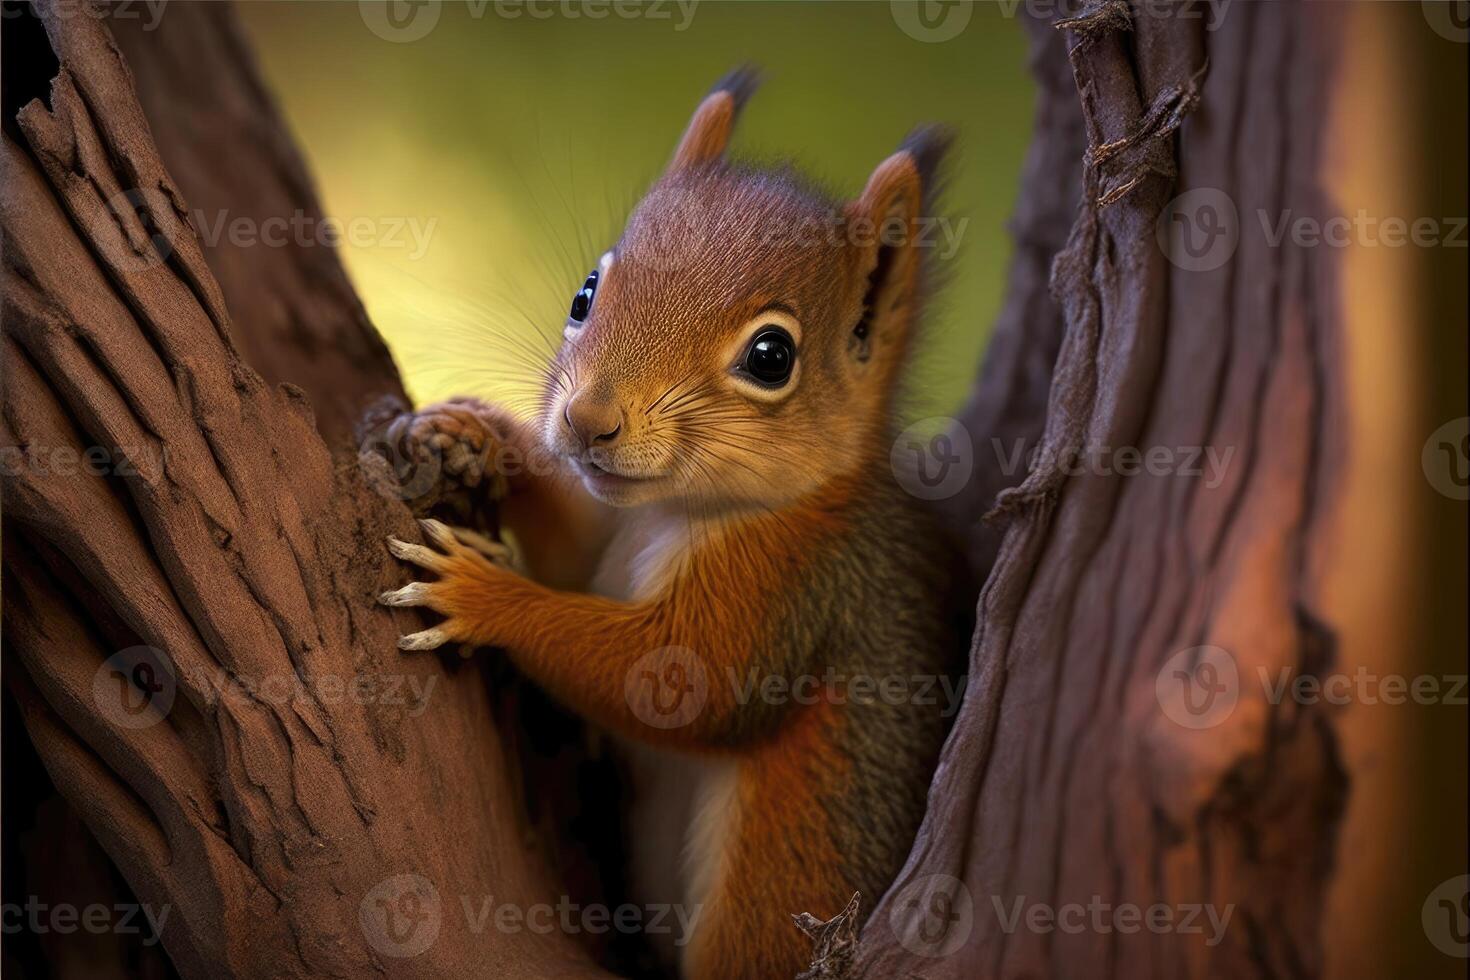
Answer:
[
  {"left": 379, "top": 518, "right": 517, "bottom": 651},
  {"left": 375, "top": 398, "right": 514, "bottom": 514}
]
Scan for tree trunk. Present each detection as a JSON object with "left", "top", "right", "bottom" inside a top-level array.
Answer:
[
  {"left": 3, "top": 3, "right": 1462, "bottom": 980},
  {"left": 2, "top": 3, "right": 608, "bottom": 977},
  {"left": 857, "top": 3, "right": 1465, "bottom": 980}
]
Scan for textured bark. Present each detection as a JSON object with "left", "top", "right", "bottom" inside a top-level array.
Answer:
[
  {"left": 1, "top": 3, "right": 607, "bottom": 978},
  {"left": 857, "top": 3, "right": 1357, "bottom": 978},
  {"left": 103, "top": 3, "right": 404, "bottom": 447}
]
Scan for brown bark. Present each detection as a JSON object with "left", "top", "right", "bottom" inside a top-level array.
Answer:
[
  {"left": 1, "top": 3, "right": 607, "bottom": 978},
  {"left": 856, "top": 2, "right": 1397, "bottom": 978}
]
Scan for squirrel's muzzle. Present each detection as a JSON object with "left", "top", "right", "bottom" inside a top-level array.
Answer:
[{"left": 563, "top": 387, "right": 624, "bottom": 451}]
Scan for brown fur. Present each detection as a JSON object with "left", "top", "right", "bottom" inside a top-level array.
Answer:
[{"left": 382, "top": 70, "right": 964, "bottom": 979}]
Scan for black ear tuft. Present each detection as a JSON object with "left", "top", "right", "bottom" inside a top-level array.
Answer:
[
  {"left": 710, "top": 64, "right": 762, "bottom": 120},
  {"left": 670, "top": 65, "right": 763, "bottom": 172},
  {"left": 898, "top": 124, "right": 955, "bottom": 213}
]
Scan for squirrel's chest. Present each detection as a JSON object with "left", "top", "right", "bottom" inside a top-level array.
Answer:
[{"left": 589, "top": 514, "right": 693, "bottom": 602}]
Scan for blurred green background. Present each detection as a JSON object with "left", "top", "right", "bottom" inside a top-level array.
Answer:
[{"left": 237, "top": 1, "right": 1033, "bottom": 419}]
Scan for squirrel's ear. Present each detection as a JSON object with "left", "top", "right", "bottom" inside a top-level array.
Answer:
[
  {"left": 842, "top": 127, "right": 952, "bottom": 366},
  {"left": 669, "top": 65, "right": 760, "bottom": 172},
  {"left": 848, "top": 126, "right": 951, "bottom": 237}
]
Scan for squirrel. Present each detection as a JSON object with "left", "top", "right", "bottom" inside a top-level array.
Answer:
[{"left": 379, "top": 67, "right": 967, "bottom": 980}]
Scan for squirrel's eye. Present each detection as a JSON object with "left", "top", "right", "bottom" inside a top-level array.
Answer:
[
  {"left": 569, "top": 270, "right": 598, "bottom": 323},
  {"left": 741, "top": 327, "right": 795, "bottom": 387}
]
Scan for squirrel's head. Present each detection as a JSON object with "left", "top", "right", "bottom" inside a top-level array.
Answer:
[{"left": 542, "top": 68, "right": 949, "bottom": 511}]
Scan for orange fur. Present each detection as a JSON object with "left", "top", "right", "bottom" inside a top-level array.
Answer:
[{"left": 422, "top": 481, "right": 852, "bottom": 749}]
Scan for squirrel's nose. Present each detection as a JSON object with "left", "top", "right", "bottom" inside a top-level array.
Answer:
[{"left": 564, "top": 390, "right": 623, "bottom": 449}]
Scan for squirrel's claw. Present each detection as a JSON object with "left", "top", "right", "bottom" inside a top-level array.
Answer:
[
  {"left": 398, "top": 627, "right": 450, "bottom": 651},
  {"left": 416, "top": 518, "right": 457, "bottom": 549},
  {"left": 383, "top": 520, "right": 516, "bottom": 655},
  {"left": 386, "top": 535, "right": 445, "bottom": 571},
  {"left": 378, "top": 581, "right": 434, "bottom": 607},
  {"left": 448, "top": 525, "right": 515, "bottom": 566}
]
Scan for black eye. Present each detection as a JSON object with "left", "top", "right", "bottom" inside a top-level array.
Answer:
[
  {"left": 742, "top": 327, "right": 795, "bottom": 387},
  {"left": 569, "top": 270, "right": 598, "bottom": 323}
]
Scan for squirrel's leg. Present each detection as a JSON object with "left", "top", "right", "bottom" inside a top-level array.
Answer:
[{"left": 379, "top": 518, "right": 805, "bottom": 751}]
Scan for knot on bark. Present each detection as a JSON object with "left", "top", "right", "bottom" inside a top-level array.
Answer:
[{"left": 794, "top": 892, "right": 862, "bottom": 980}]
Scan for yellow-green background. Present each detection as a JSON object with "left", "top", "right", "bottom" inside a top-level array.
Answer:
[{"left": 238, "top": 1, "right": 1033, "bottom": 419}]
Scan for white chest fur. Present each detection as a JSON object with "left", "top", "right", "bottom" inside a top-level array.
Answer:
[
  {"left": 592, "top": 510, "right": 739, "bottom": 962},
  {"left": 590, "top": 509, "right": 692, "bottom": 601}
]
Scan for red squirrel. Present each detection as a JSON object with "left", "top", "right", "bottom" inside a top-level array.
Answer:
[{"left": 380, "top": 68, "right": 965, "bottom": 979}]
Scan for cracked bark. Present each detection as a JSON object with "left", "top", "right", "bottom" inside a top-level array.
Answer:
[
  {"left": 856, "top": 3, "right": 1363, "bottom": 979},
  {"left": 2, "top": 3, "right": 608, "bottom": 978}
]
